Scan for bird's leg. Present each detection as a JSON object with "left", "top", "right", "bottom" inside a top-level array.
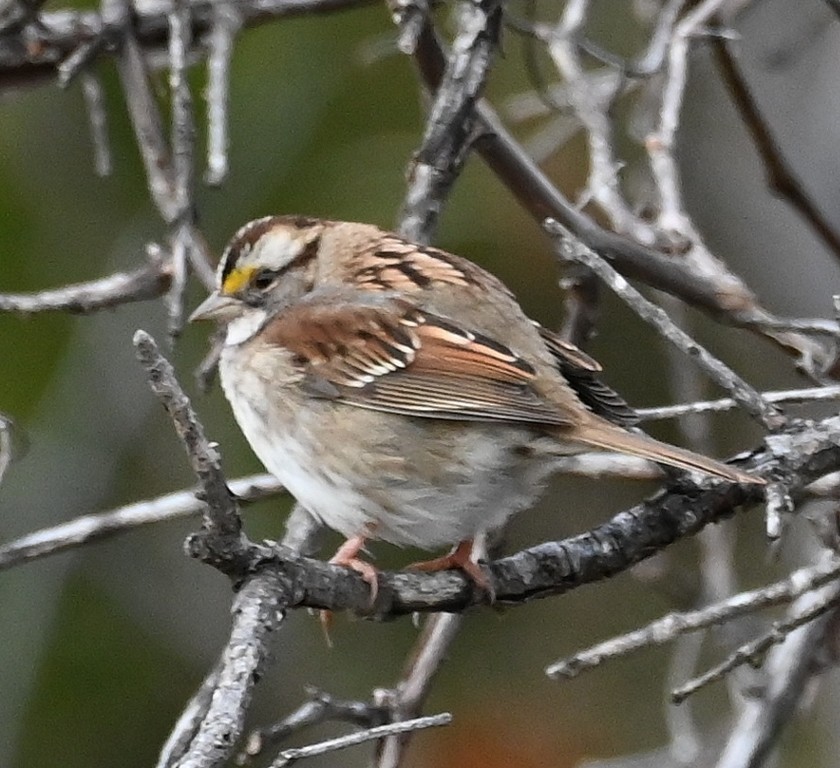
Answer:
[
  {"left": 328, "top": 530, "right": 379, "bottom": 605},
  {"left": 408, "top": 539, "right": 494, "bottom": 599},
  {"left": 320, "top": 527, "right": 380, "bottom": 644}
]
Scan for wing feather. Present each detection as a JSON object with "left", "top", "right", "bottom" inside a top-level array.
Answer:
[
  {"left": 536, "top": 323, "right": 639, "bottom": 427},
  {"left": 262, "top": 296, "right": 573, "bottom": 426}
]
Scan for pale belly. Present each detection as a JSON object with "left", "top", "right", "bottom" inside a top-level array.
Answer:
[{"left": 220, "top": 351, "right": 556, "bottom": 550}]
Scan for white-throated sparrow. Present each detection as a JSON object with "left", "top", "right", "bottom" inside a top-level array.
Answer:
[{"left": 189, "top": 216, "right": 764, "bottom": 588}]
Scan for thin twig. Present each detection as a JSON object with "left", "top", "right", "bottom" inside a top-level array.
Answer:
[
  {"left": 547, "top": 219, "right": 785, "bottom": 430},
  {"left": 672, "top": 586, "right": 840, "bottom": 704},
  {"left": 204, "top": 2, "right": 241, "bottom": 185},
  {"left": 272, "top": 713, "right": 452, "bottom": 767},
  {"left": 376, "top": 613, "right": 463, "bottom": 768},
  {"left": 548, "top": 0, "right": 659, "bottom": 245},
  {"left": 0, "top": 261, "right": 171, "bottom": 314},
  {"left": 80, "top": 72, "right": 112, "bottom": 176},
  {"left": 400, "top": 11, "right": 831, "bottom": 374},
  {"left": 546, "top": 555, "right": 840, "bottom": 679},
  {"left": 116, "top": 19, "right": 177, "bottom": 221},
  {"left": 0, "top": 414, "right": 24, "bottom": 488},
  {"left": 156, "top": 663, "right": 223, "bottom": 768},
  {"left": 133, "top": 330, "right": 242, "bottom": 543},
  {"left": 636, "top": 384, "right": 840, "bottom": 421},
  {"left": 714, "top": 559, "right": 840, "bottom": 768},
  {"left": 0, "top": 474, "right": 283, "bottom": 572},
  {"left": 714, "top": 39, "right": 840, "bottom": 266},
  {"left": 57, "top": 33, "right": 110, "bottom": 88},
  {"left": 166, "top": 0, "right": 196, "bottom": 337},
  {"left": 175, "top": 571, "right": 292, "bottom": 768},
  {"left": 0, "top": 0, "right": 378, "bottom": 88},
  {"left": 397, "top": 0, "right": 502, "bottom": 244},
  {"left": 240, "top": 688, "right": 387, "bottom": 764}
]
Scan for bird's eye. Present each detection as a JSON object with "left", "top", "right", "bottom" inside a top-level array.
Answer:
[{"left": 252, "top": 269, "right": 277, "bottom": 290}]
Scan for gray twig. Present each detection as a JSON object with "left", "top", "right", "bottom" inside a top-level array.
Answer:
[
  {"left": 133, "top": 330, "right": 242, "bottom": 543},
  {"left": 636, "top": 384, "right": 840, "bottom": 422},
  {"left": 0, "top": 0, "right": 377, "bottom": 88},
  {"left": 116, "top": 20, "right": 177, "bottom": 221},
  {"left": 240, "top": 688, "right": 387, "bottom": 764},
  {"left": 546, "top": 555, "right": 840, "bottom": 679},
  {"left": 272, "top": 713, "right": 452, "bottom": 767},
  {"left": 375, "top": 613, "right": 463, "bottom": 768},
  {"left": 0, "top": 414, "right": 25, "bottom": 488},
  {"left": 399, "top": 10, "right": 831, "bottom": 375},
  {"left": 547, "top": 219, "right": 785, "bottom": 431},
  {"left": 57, "top": 33, "right": 110, "bottom": 88},
  {"left": 174, "top": 572, "right": 292, "bottom": 768},
  {"left": 672, "top": 584, "right": 840, "bottom": 704},
  {"left": 713, "top": 559, "right": 840, "bottom": 768},
  {"left": 166, "top": 0, "right": 196, "bottom": 337},
  {"left": 204, "top": 2, "right": 241, "bottom": 185},
  {"left": 0, "top": 473, "right": 283, "bottom": 572},
  {"left": 0, "top": 261, "right": 171, "bottom": 314},
  {"left": 156, "top": 663, "right": 223, "bottom": 768},
  {"left": 80, "top": 72, "right": 112, "bottom": 176},
  {"left": 396, "top": 0, "right": 502, "bottom": 244}
]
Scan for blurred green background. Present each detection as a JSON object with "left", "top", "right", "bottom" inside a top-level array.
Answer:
[{"left": 2, "top": 1, "right": 840, "bottom": 766}]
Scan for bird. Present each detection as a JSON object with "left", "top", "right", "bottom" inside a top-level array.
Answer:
[{"left": 189, "top": 215, "right": 764, "bottom": 592}]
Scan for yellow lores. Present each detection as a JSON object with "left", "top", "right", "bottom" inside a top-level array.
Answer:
[{"left": 222, "top": 266, "right": 257, "bottom": 295}]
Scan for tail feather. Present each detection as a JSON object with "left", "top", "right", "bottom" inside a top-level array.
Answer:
[{"left": 571, "top": 423, "right": 764, "bottom": 485}]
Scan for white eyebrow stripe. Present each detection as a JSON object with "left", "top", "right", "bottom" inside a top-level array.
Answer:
[{"left": 254, "top": 232, "right": 305, "bottom": 271}]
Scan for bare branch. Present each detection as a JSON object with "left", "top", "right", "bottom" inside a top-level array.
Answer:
[
  {"left": 240, "top": 688, "right": 387, "bottom": 764},
  {"left": 375, "top": 613, "right": 463, "bottom": 768},
  {"left": 80, "top": 72, "right": 112, "bottom": 176},
  {"left": 156, "top": 663, "right": 223, "bottom": 768},
  {"left": 0, "top": 260, "right": 171, "bottom": 314},
  {"left": 396, "top": 0, "right": 502, "bottom": 244},
  {"left": 0, "top": 413, "right": 25, "bottom": 489},
  {"left": 271, "top": 713, "right": 452, "bottom": 767},
  {"left": 547, "top": 220, "right": 785, "bottom": 430},
  {"left": 116, "top": 19, "right": 178, "bottom": 222},
  {"left": 204, "top": 3, "right": 241, "bottom": 185},
  {"left": 636, "top": 384, "right": 840, "bottom": 421},
  {"left": 0, "top": 0, "right": 377, "bottom": 89},
  {"left": 398, "top": 10, "right": 831, "bottom": 374},
  {"left": 671, "top": 583, "right": 840, "bottom": 704},
  {"left": 546, "top": 555, "right": 840, "bottom": 679},
  {"left": 714, "top": 565, "right": 840, "bottom": 767},
  {"left": 548, "top": 0, "right": 659, "bottom": 245},
  {"left": 714, "top": 39, "right": 840, "bottom": 266},
  {"left": 174, "top": 571, "right": 292, "bottom": 768},
  {"left": 133, "top": 330, "right": 243, "bottom": 545},
  {"left": 0, "top": 473, "right": 282, "bottom": 572}
]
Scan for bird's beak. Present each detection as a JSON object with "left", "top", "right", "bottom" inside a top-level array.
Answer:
[{"left": 188, "top": 292, "right": 242, "bottom": 323}]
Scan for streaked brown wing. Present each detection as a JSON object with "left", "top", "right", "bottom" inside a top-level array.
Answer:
[
  {"left": 262, "top": 298, "right": 573, "bottom": 426},
  {"left": 536, "top": 323, "right": 639, "bottom": 427}
]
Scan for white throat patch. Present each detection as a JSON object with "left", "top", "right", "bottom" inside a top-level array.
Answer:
[{"left": 225, "top": 309, "right": 267, "bottom": 346}]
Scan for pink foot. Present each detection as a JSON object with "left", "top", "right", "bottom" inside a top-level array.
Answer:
[{"left": 409, "top": 539, "right": 493, "bottom": 598}]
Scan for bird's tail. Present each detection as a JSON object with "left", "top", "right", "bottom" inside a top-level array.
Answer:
[{"left": 568, "top": 422, "right": 764, "bottom": 485}]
